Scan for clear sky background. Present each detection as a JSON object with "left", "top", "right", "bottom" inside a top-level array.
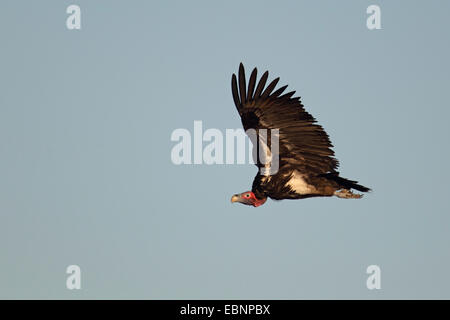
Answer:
[{"left": 1, "top": 0, "right": 449, "bottom": 299}]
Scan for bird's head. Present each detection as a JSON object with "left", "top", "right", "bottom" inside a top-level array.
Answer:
[{"left": 231, "top": 191, "right": 267, "bottom": 207}]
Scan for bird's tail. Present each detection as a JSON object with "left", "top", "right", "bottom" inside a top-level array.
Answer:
[{"left": 320, "top": 172, "right": 371, "bottom": 192}]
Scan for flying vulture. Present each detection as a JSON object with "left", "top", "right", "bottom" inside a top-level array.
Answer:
[{"left": 230, "top": 63, "right": 370, "bottom": 207}]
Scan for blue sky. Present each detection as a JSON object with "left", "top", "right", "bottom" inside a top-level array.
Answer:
[{"left": 0, "top": 0, "right": 449, "bottom": 299}]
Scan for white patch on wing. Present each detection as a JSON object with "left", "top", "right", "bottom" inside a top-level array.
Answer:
[{"left": 287, "top": 171, "right": 315, "bottom": 195}]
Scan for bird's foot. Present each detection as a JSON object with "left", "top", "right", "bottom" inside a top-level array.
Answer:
[{"left": 334, "top": 189, "right": 363, "bottom": 199}]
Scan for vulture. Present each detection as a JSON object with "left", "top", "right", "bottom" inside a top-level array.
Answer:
[{"left": 230, "top": 63, "right": 370, "bottom": 207}]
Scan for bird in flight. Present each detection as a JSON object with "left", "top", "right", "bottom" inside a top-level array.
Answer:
[{"left": 230, "top": 63, "right": 370, "bottom": 207}]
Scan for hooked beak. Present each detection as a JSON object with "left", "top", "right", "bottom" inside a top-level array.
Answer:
[{"left": 231, "top": 194, "right": 240, "bottom": 203}]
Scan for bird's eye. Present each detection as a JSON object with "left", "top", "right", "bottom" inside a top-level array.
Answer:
[{"left": 245, "top": 194, "right": 250, "bottom": 198}]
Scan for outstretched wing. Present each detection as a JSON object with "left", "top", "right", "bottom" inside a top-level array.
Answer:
[{"left": 231, "top": 63, "right": 339, "bottom": 175}]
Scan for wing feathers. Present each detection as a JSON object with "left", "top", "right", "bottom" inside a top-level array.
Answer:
[
  {"left": 253, "top": 71, "right": 269, "bottom": 99},
  {"left": 278, "top": 91, "right": 296, "bottom": 101},
  {"left": 238, "top": 63, "right": 247, "bottom": 104},
  {"left": 270, "top": 85, "right": 288, "bottom": 98},
  {"left": 231, "top": 74, "right": 241, "bottom": 111},
  {"left": 231, "top": 63, "right": 339, "bottom": 174},
  {"left": 247, "top": 68, "right": 257, "bottom": 102},
  {"left": 261, "top": 78, "right": 280, "bottom": 99}
]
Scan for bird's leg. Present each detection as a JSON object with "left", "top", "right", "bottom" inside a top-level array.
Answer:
[{"left": 334, "top": 189, "right": 363, "bottom": 199}]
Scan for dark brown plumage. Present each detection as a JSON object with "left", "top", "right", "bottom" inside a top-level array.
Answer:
[{"left": 230, "top": 63, "right": 370, "bottom": 207}]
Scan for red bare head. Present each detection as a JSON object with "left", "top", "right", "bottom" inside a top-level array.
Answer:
[{"left": 231, "top": 191, "right": 267, "bottom": 207}]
